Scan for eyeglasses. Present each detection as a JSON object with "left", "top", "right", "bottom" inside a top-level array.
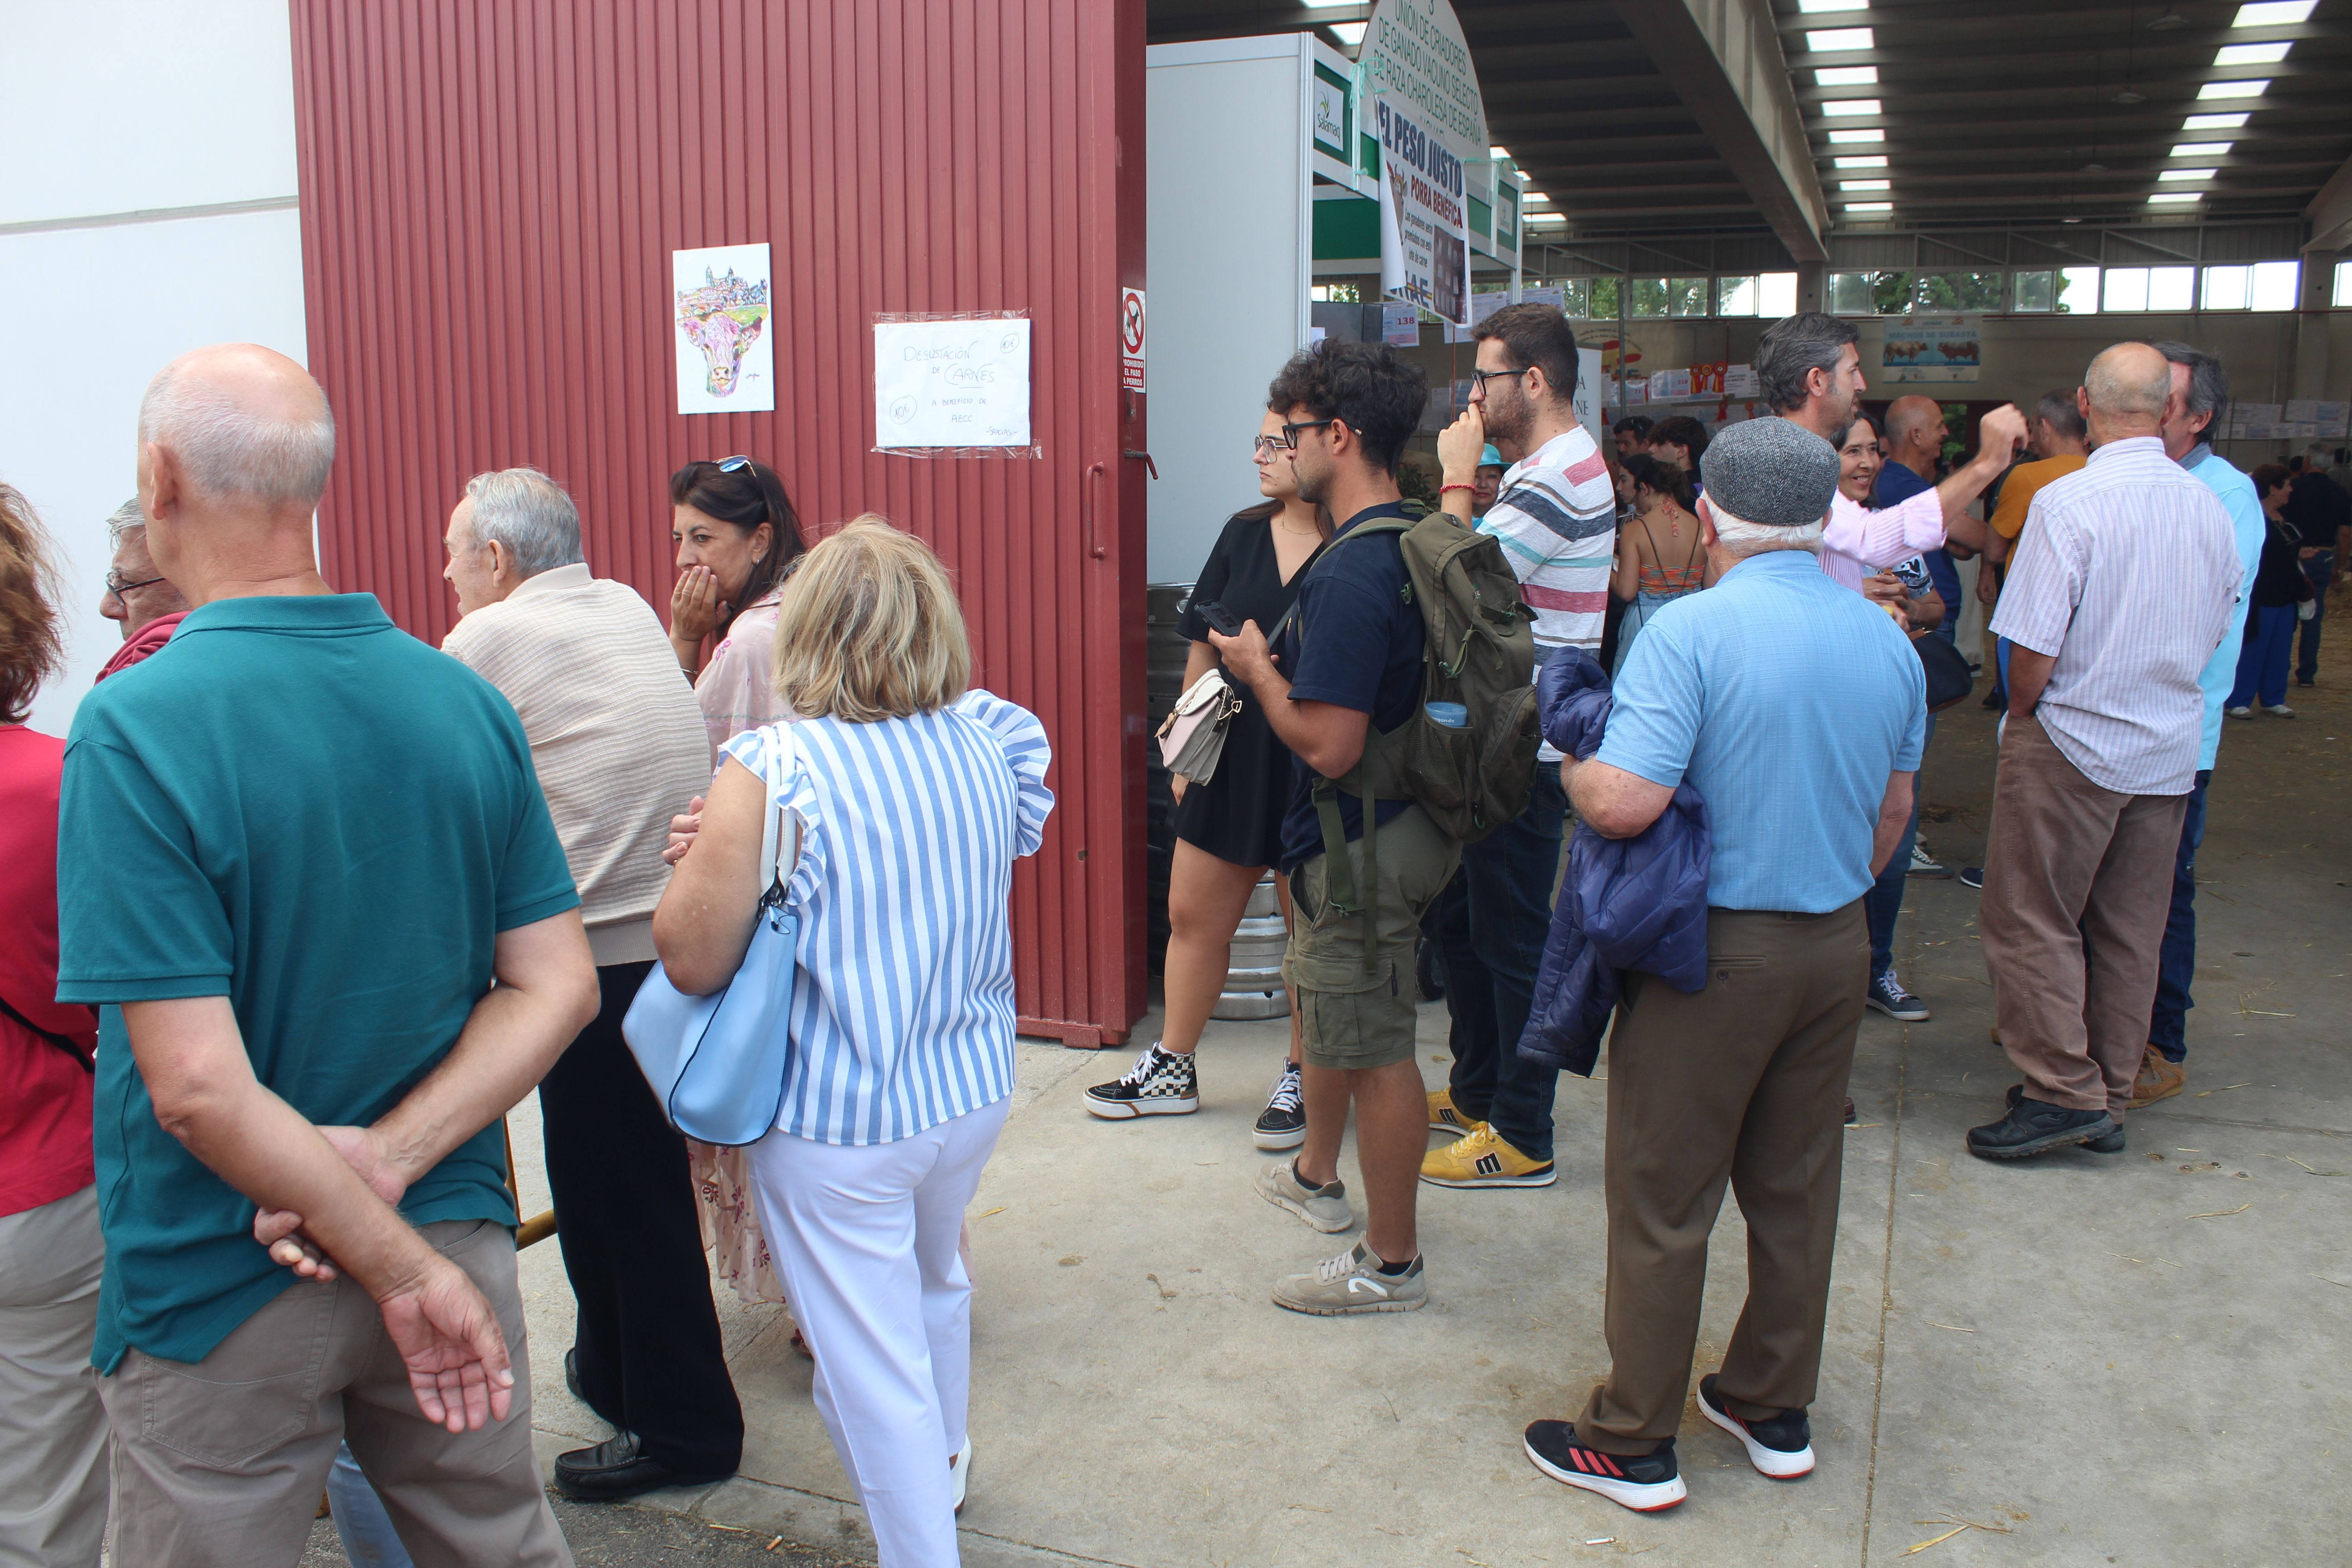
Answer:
[
  {"left": 1252, "top": 435, "right": 1286, "bottom": 457},
  {"left": 1278, "top": 419, "right": 1336, "bottom": 449},
  {"left": 1469, "top": 366, "right": 1533, "bottom": 393},
  {"left": 105, "top": 569, "right": 165, "bottom": 603},
  {"left": 715, "top": 455, "right": 754, "bottom": 473}
]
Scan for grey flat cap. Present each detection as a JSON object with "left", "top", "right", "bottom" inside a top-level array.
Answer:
[{"left": 1699, "top": 416, "right": 1840, "bottom": 527}]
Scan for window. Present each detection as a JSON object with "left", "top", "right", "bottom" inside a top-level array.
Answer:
[
  {"left": 1717, "top": 276, "right": 1761, "bottom": 316},
  {"left": 2202, "top": 260, "right": 2298, "bottom": 310},
  {"left": 2059, "top": 266, "right": 2100, "bottom": 314},
  {"left": 1669, "top": 278, "right": 1710, "bottom": 317},
  {"left": 1828, "top": 271, "right": 1879, "bottom": 314},
  {"left": 1628, "top": 278, "right": 1671, "bottom": 317},
  {"left": 1759, "top": 272, "right": 1799, "bottom": 317},
  {"left": 1912, "top": 271, "right": 2006, "bottom": 311},
  {"left": 1589, "top": 277, "right": 1622, "bottom": 319},
  {"left": 2102, "top": 266, "right": 2195, "bottom": 312},
  {"left": 2013, "top": 270, "right": 2055, "bottom": 312},
  {"left": 1554, "top": 279, "right": 1592, "bottom": 318},
  {"left": 2337, "top": 260, "right": 2352, "bottom": 307}
]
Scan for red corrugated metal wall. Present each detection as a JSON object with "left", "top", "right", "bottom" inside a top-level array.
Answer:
[{"left": 288, "top": 0, "right": 1148, "bottom": 1045}]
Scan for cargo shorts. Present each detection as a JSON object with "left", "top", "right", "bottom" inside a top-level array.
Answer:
[{"left": 1284, "top": 803, "right": 1460, "bottom": 1072}]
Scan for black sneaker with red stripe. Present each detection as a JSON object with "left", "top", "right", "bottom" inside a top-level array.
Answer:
[
  {"left": 1697, "top": 1374, "right": 1815, "bottom": 1479},
  {"left": 1522, "top": 1421, "right": 1686, "bottom": 1512}
]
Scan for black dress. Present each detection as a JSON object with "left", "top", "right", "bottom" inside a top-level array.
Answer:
[{"left": 1173, "top": 510, "right": 1310, "bottom": 869}]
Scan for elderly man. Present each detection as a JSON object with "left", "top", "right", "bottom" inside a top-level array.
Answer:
[
  {"left": 54, "top": 344, "right": 598, "bottom": 1566},
  {"left": 93, "top": 496, "right": 191, "bottom": 681},
  {"left": 1871, "top": 396, "right": 1965, "bottom": 642},
  {"left": 440, "top": 467, "right": 741, "bottom": 1500},
  {"left": 1522, "top": 418, "right": 1926, "bottom": 1511},
  {"left": 1968, "top": 344, "right": 2241, "bottom": 1161}
]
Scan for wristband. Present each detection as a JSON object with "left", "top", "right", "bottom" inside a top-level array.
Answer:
[{"left": 1441, "top": 483, "right": 1476, "bottom": 495}]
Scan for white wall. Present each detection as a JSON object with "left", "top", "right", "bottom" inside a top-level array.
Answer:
[
  {"left": 0, "top": 0, "right": 304, "bottom": 736},
  {"left": 1146, "top": 38, "right": 1313, "bottom": 586}
]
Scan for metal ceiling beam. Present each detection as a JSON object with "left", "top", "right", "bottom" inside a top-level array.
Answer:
[{"left": 1612, "top": 0, "right": 1828, "bottom": 261}]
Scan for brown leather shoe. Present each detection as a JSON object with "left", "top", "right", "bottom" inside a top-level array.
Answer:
[{"left": 2129, "top": 1046, "right": 2185, "bottom": 1109}]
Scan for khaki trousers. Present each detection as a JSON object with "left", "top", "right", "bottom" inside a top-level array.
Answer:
[
  {"left": 99, "top": 1218, "right": 569, "bottom": 1568},
  {"left": 1577, "top": 903, "right": 1867, "bottom": 1454},
  {"left": 1981, "top": 713, "right": 2189, "bottom": 1119},
  {"left": 0, "top": 1184, "right": 108, "bottom": 1568}
]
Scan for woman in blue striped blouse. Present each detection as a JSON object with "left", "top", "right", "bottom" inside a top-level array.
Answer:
[{"left": 655, "top": 518, "right": 1053, "bottom": 1566}]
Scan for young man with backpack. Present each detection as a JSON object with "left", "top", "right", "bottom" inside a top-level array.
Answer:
[
  {"left": 1211, "top": 340, "right": 1537, "bottom": 1315},
  {"left": 1420, "top": 302, "right": 1618, "bottom": 1192}
]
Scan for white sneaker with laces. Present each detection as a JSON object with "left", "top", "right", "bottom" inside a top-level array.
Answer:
[
  {"left": 1254, "top": 1156, "right": 1354, "bottom": 1232},
  {"left": 1906, "top": 843, "right": 1950, "bottom": 878},
  {"left": 949, "top": 1435, "right": 971, "bottom": 1513},
  {"left": 1271, "top": 1240, "right": 1426, "bottom": 1315}
]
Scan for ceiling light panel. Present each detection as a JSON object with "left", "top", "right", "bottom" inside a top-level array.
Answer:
[
  {"left": 1845, "top": 201, "right": 1893, "bottom": 212},
  {"left": 2232, "top": 1, "right": 2315, "bottom": 24},
  {"left": 2159, "top": 167, "right": 2218, "bottom": 180},
  {"left": 1828, "top": 127, "right": 1886, "bottom": 143},
  {"left": 2171, "top": 142, "right": 2234, "bottom": 157},
  {"left": 1833, "top": 155, "right": 1888, "bottom": 168},
  {"left": 1327, "top": 20, "right": 1366, "bottom": 44},
  {"left": 1807, "top": 27, "right": 1874, "bottom": 49},
  {"left": 1797, "top": 0, "right": 1870, "bottom": 11},
  {"left": 1823, "top": 98, "right": 1883, "bottom": 116},
  {"left": 2216, "top": 42, "right": 2292, "bottom": 64},
  {"left": 2149, "top": 192, "right": 2204, "bottom": 202},
  {"left": 2185, "top": 112, "right": 2251, "bottom": 128},
  {"left": 2198, "top": 79, "right": 2270, "bottom": 97},
  {"left": 1817, "top": 65, "right": 1879, "bottom": 85},
  {"left": 1839, "top": 179, "right": 1891, "bottom": 191}
]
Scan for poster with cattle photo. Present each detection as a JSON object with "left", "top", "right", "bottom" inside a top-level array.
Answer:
[{"left": 1880, "top": 316, "right": 1981, "bottom": 383}]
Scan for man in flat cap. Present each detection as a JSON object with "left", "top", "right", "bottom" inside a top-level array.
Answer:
[{"left": 1521, "top": 416, "right": 1926, "bottom": 1513}]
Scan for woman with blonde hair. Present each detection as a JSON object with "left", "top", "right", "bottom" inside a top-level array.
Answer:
[{"left": 656, "top": 517, "right": 1052, "bottom": 1567}]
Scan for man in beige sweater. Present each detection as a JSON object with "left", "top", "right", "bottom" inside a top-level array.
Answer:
[{"left": 441, "top": 467, "right": 741, "bottom": 1501}]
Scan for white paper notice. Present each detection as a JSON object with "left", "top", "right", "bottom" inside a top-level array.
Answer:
[
  {"left": 873, "top": 318, "right": 1032, "bottom": 449},
  {"left": 674, "top": 244, "right": 774, "bottom": 415}
]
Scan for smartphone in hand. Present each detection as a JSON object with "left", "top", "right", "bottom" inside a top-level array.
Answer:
[{"left": 1195, "top": 600, "right": 1244, "bottom": 637}]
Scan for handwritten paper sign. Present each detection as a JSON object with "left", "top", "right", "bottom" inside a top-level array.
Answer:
[{"left": 873, "top": 318, "right": 1032, "bottom": 450}]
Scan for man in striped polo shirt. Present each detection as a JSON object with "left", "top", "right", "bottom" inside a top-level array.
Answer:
[{"left": 1418, "top": 302, "right": 1618, "bottom": 1191}]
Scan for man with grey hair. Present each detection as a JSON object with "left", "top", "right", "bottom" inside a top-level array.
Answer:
[
  {"left": 1968, "top": 343, "right": 2241, "bottom": 1163},
  {"left": 440, "top": 467, "right": 743, "bottom": 1501},
  {"left": 92, "top": 497, "right": 192, "bottom": 681},
  {"left": 54, "top": 344, "right": 598, "bottom": 1565},
  {"left": 1521, "top": 417, "right": 1925, "bottom": 1511}
]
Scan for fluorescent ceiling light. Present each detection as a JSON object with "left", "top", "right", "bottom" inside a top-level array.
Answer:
[
  {"left": 2199, "top": 79, "right": 2270, "bottom": 98},
  {"left": 1833, "top": 154, "right": 1888, "bottom": 168},
  {"left": 1798, "top": 0, "right": 1868, "bottom": 10},
  {"left": 1523, "top": 192, "right": 1551, "bottom": 204},
  {"left": 2159, "top": 167, "right": 2218, "bottom": 180},
  {"left": 1299, "top": 0, "right": 1362, "bottom": 7},
  {"left": 1845, "top": 201, "right": 1894, "bottom": 212},
  {"left": 2232, "top": 1, "right": 2315, "bottom": 24},
  {"left": 1490, "top": 146, "right": 1512, "bottom": 161},
  {"left": 2216, "top": 41, "right": 2292, "bottom": 63},
  {"left": 1828, "top": 127, "right": 1886, "bottom": 143},
  {"left": 2171, "top": 142, "right": 2234, "bottom": 157},
  {"left": 1528, "top": 213, "right": 1567, "bottom": 225},
  {"left": 1839, "top": 179, "right": 1891, "bottom": 191},
  {"left": 1326, "top": 20, "right": 1366, "bottom": 44},
  {"left": 1817, "top": 65, "right": 1879, "bottom": 85},
  {"left": 2185, "top": 112, "right": 2251, "bottom": 128},
  {"left": 1807, "top": 27, "right": 1874, "bottom": 49},
  {"left": 2149, "top": 192, "right": 2204, "bottom": 203},
  {"left": 1823, "top": 98, "right": 1882, "bottom": 117}
]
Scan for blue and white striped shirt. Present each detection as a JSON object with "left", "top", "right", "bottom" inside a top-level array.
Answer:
[{"left": 718, "top": 690, "right": 1054, "bottom": 1146}]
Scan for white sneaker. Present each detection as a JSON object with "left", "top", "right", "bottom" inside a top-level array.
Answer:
[
  {"left": 1906, "top": 843, "right": 1950, "bottom": 878},
  {"left": 1271, "top": 1240, "right": 1426, "bottom": 1315},
  {"left": 949, "top": 1436, "right": 971, "bottom": 1513},
  {"left": 1254, "top": 1156, "right": 1354, "bottom": 1232},
  {"left": 2266, "top": 703, "right": 2296, "bottom": 717},
  {"left": 2227, "top": 706, "right": 2254, "bottom": 719}
]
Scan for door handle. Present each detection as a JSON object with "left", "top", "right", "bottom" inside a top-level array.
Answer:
[{"left": 1085, "top": 461, "right": 1107, "bottom": 559}]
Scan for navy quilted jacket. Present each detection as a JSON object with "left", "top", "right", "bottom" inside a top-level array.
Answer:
[{"left": 1514, "top": 648, "right": 1712, "bottom": 1077}]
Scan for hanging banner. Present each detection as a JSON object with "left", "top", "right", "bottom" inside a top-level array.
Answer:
[
  {"left": 1376, "top": 95, "right": 1469, "bottom": 327},
  {"left": 1880, "top": 315, "right": 1982, "bottom": 383}
]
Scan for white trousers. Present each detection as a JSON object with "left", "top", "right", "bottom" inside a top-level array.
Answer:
[
  {"left": 0, "top": 1184, "right": 107, "bottom": 1568},
  {"left": 746, "top": 1098, "right": 1009, "bottom": 1568}
]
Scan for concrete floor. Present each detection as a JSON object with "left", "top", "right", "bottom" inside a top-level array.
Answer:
[{"left": 497, "top": 652, "right": 2352, "bottom": 1568}]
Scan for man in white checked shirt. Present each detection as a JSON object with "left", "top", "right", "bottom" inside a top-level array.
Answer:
[{"left": 1416, "top": 303, "right": 1616, "bottom": 1191}]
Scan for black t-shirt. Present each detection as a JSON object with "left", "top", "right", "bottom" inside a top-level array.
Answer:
[
  {"left": 1275, "top": 502, "right": 1426, "bottom": 872},
  {"left": 2252, "top": 520, "right": 2309, "bottom": 608},
  {"left": 2284, "top": 470, "right": 2351, "bottom": 549}
]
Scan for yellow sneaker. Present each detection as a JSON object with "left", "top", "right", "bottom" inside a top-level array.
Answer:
[
  {"left": 1420, "top": 1123, "right": 1556, "bottom": 1188},
  {"left": 1426, "top": 1088, "right": 1481, "bottom": 1135}
]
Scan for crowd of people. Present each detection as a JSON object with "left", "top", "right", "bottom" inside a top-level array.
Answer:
[{"left": 0, "top": 299, "right": 2303, "bottom": 1566}]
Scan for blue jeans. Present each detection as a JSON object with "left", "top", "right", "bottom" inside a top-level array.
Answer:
[
  {"left": 1436, "top": 766, "right": 1568, "bottom": 1162},
  {"left": 2148, "top": 771, "right": 2210, "bottom": 1065},
  {"left": 1863, "top": 711, "right": 1935, "bottom": 981},
  {"left": 2297, "top": 552, "right": 2332, "bottom": 681},
  {"left": 327, "top": 1442, "right": 413, "bottom": 1568},
  {"left": 2228, "top": 605, "right": 2296, "bottom": 709}
]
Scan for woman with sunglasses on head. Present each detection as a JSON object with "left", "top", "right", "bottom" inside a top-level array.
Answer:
[
  {"left": 666, "top": 456, "right": 807, "bottom": 1315},
  {"left": 1084, "top": 409, "right": 1320, "bottom": 1146}
]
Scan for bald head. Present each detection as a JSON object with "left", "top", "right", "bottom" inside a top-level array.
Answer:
[
  {"left": 139, "top": 344, "right": 335, "bottom": 512},
  {"left": 1886, "top": 396, "right": 1941, "bottom": 443},
  {"left": 2083, "top": 343, "right": 2172, "bottom": 426}
]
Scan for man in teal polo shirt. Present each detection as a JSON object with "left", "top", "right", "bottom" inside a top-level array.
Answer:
[
  {"left": 1519, "top": 416, "right": 1925, "bottom": 1513},
  {"left": 54, "top": 344, "right": 598, "bottom": 1567}
]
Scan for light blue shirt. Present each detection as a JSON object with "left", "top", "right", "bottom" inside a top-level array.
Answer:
[
  {"left": 2187, "top": 446, "right": 2265, "bottom": 770},
  {"left": 1599, "top": 549, "right": 1926, "bottom": 912},
  {"left": 720, "top": 691, "right": 1054, "bottom": 1145}
]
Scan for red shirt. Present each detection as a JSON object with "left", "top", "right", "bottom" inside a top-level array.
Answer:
[
  {"left": 0, "top": 725, "right": 98, "bottom": 1216},
  {"left": 94, "top": 610, "right": 188, "bottom": 683}
]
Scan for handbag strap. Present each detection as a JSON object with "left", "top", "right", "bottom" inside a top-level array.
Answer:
[
  {"left": 753, "top": 725, "right": 802, "bottom": 907},
  {"left": 0, "top": 992, "right": 93, "bottom": 1075}
]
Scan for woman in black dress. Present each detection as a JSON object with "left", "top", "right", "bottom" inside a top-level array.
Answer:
[{"left": 1085, "top": 409, "right": 1326, "bottom": 1146}]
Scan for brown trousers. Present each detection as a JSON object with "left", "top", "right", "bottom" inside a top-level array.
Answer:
[
  {"left": 1577, "top": 902, "right": 1867, "bottom": 1454},
  {"left": 1980, "top": 713, "right": 2188, "bottom": 1119},
  {"left": 99, "top": 1218, "right": 569, "bottom": 1568}
]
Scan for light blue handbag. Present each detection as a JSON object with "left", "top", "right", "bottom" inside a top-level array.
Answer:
[{"left": 623, "top": 775, "right": 799, "bottom": 1146}]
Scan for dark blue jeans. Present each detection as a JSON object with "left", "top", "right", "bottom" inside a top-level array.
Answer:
[
  {"left": 2148, "top": 771, "right": 2210, "bottom": 1064},
  {"left": 1864, "top": 711, "right": 1935, "bottom": 981},
  {"left": 1436, "top": 766, "right": 1567, "bottom": 1162},
  {"left": 2230, "top": 605, "right": 2296, "bottom": 709},
  {"left": 2297, "top": 551, "right": 2332, "bottom": 681}
]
